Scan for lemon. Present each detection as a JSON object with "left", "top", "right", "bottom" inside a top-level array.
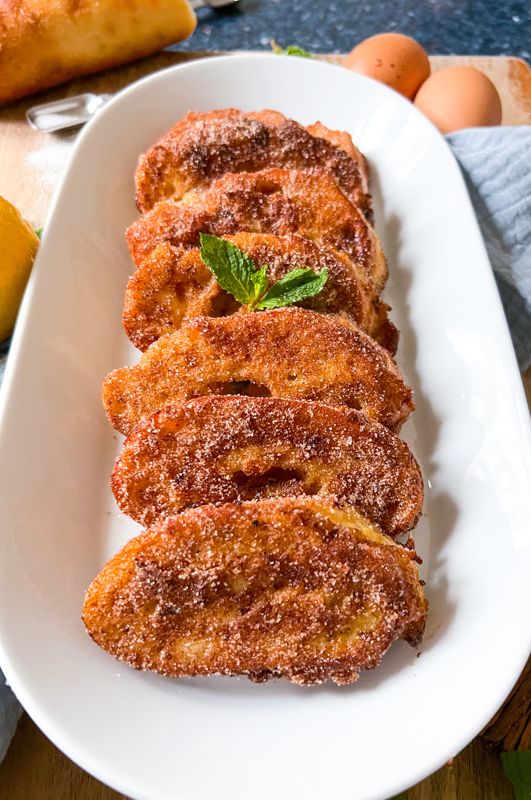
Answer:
[{"left": 0, "top": 196, "right": 39, "bottom": 342}]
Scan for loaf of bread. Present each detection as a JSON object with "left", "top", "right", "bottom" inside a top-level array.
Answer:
[{"left": 0, "top": 0, "right": 197, "bottom": 104}]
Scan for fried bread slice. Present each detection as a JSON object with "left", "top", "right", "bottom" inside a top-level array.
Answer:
[
  {"left": 306, "top": 121, "right": 366, "bottom": 169},
  {"left": 134, "top": 108, "right": 371, "bottom": 218},
  {"left": 111, "top": 396, "right": 423, "bottom": 537},
  {"left": 103, "top": 307, "right": 412, "bottom": 436},
  {"left": 123, "top": 233, "right": 397, "bottom": 353},
  {"left": 82, "top": 497, "right": 427, "bottom": 685},
  {"left": 126, "top": 168, "right": 387, "bottom": 290}
]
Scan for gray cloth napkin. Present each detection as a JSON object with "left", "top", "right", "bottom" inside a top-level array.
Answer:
[
  {"left": 0, "top": 676, "right": 21, "bottom": 762},
  {"left": 447, "top": 126, "right": 531, "bottom": 370},
  {"left": 0, "top": 125, "right": 529, "bottom": 760}
]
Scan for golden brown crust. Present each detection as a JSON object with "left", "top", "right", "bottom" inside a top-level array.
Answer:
[
  {"left": 134, "top": 109, "right": 372, "bottom": 218},
  {"left": 111, "top": 396, "right": 423, "bottom": 537},
  {"left": 0, "top": 0, "right": 196, "bottom": 105},
  {"left": 306, "top": 120, "right": 370, "bottom": 195},
  {"left": 82, "top": 498, "right": 427, "bottom": 685},
  {"left": 126, "top": 168, "right": 388, "bottom": 291},
  {"left": 123, "top": 233, "right": 398, "bottom": 353},
  {"left": 104, "top": 307, "right": 412, "bottom": 436}
]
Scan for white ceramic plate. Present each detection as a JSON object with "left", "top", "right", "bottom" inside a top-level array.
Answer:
[{"left": 0, "top": 54, "right": 530, "bottom": 800}]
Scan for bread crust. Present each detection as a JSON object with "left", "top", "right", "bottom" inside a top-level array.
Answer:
[
  {"left": 104, "top": 307, "right": 412, "bottom": 436},
  {"left": 82, "top": 497, "right": 427, "bottom": 685},
  {"left": 0, "top": 0, "right": 196, "bottom": 104},
  {"left": 111, "top": 395, "right": 424, "bottom": 537}
]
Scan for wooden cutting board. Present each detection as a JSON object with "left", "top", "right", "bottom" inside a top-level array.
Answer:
[{"left": 0, "top": 53, "right": 529, "bottom": 800}]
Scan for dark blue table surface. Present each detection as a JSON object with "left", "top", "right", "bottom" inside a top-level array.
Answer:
[{"left": 174, "top": 0, "right": 530, "bottom": 60}]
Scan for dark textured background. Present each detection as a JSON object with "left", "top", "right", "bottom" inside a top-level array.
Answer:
[{"left": 173, "top": 0, "right": 530, "bottom": 59}]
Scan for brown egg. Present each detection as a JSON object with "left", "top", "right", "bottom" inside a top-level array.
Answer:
[
  {"left": 414, "top": 66, "right": 502, "bottom": 133},
  {"left": 345, "top": 33, "right": 430, "bottom": 100}
]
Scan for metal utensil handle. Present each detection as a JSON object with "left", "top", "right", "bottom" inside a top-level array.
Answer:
[{"left": 189, "top": 0, "right": 240, "bottom": 8}]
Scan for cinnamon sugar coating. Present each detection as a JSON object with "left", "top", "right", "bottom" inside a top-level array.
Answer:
[
  {"left": 103, "top": 307, "right": 412, "bottom": 437},
  {"left": 134, "top": 109, "right": 372, "bottom": 219},
  {"left": 126, "top": 168, "right": 387, "bottom": 291},
  {"left": 111, "top": 396, "right": 423, "bottom": 537},
  {"left": 123, "top": 233, "right": 397, "bottom": 353},
  {"left": 87, "top": 107, "right": 429, "bottom": 685},
  {"left": 82, "top": 497, "right": 427, "bottom": 685}
]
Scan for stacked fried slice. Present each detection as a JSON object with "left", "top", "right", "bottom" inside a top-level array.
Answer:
[
  {"left": 126, "top": 168, "right": 388, "bottom": 291},
  {"left": 123, "top": 233, "right": 398, "bottom": 353},
  {"left": 83, "top": 498, "right": 427, "bottom": 686},
  {"left": 84, "top": 109, "right": 427, "bottom": 686},
  {"left": 111, "top": 396, "right": 423, "bottom": 535},
  {"left": 134, "top": 109, "right": 372, "bottom": 219},
  {"left": 103, "top": 308, "right": 412, "bottom": 435}
]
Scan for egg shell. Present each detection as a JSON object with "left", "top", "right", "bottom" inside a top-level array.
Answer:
[
  {"left": 345, "top": 33, "right": 430, "bottom": 100},
  {"left": 414, "top": 66, "right": 502, "bottom": 133}
]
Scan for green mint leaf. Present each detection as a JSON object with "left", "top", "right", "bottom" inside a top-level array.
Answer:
[
  {"left": 285, "top": 45, "right": 313, "bottom": 58},
  {"left": 255, "top": 268, "right": 328, "bottom": 310},
  {"left": 271, "top": 41, "right": 313, "bottom": 58},
  {"left": 501, "top": 750, "right": 531, "bottom": 800},
  {"left": 198, "top": 234, "right": 327, "bottom": 312},
  {"left": 250, "top": 266, "right": 269, "bottom": 306},
  {"left": 35, "top": 228, "right": 42, "bottom": 238},
  {"left": 200, "top": 233, "right": 259, "bottom": 305}
]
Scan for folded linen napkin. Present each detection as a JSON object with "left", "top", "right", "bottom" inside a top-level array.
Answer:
[
  {"left": 0, "top": 125, "right": 529, "bottom": 760},
  {"left": 447, "top": 126, "right": 531, "bottom": 371}
]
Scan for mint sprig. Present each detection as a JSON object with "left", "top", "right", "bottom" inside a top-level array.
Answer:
[
  {"left": 199, "top": 233, "right": 328, "bottom": 311},
  {"left": 271, "top": 41, "right": 313, "bottom": 58}
]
